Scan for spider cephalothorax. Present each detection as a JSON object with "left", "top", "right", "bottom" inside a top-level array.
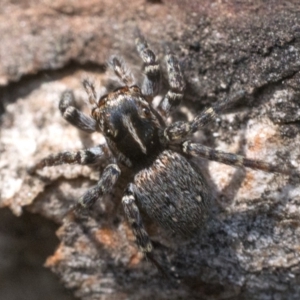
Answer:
[
  {"left": 29, "top": 33, "right": 290, "bottom": 266},
  {"left": 91, "top": 85, "right": 165, "bottom": 169}
]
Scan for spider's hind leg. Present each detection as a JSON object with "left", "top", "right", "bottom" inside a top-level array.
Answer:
[
  {"left": 122, "top": 184, "right": 153, "bottom": 255},
  {"left": 122, "top": 183, "right": 181, "bottom": 279},
  {"left": 28, "top": 144, "right": 110, "bottom": 174},
  {"left": 163, "top": 91, "right": 245, "bottom": 143},
  {"left": 182, "top": 141, "right": 291, "bottom": 175}
]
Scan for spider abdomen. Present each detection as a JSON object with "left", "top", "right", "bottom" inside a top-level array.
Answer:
[{"left": 133, "top": 150, "right": 211, "bottom": 236}]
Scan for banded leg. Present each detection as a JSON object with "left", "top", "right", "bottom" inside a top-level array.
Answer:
[
  {"left": 158, "top": 53, "right": 185, "bottom": 117},
  {"left": 122, "top": 185, "right": 169, "bottom": 274},
  {"left": 28, "top": 144, "right": 110, "bottom": 174},
  {"left": 135, "top": 34, "right": 160, "bottom": 99},
  {"left": 108, "top": 56, "right": 135, "bottom": 86},
  {"left": 82, "top": 78, "right": 98, "bottom": 106},
  {"left": 122, "top": 184, "right": 153, "bottom": 254},
  {"left": 163, "top": 90, "right": 245, "bottom": 143},
  {"left": 59, "top": 90, "right": 97, "bottom": 133},
  {"left": 183, "top": 141, "right": 290, "bottom": 175},
  {"left": 77, "top": 164, "right": 120, "bottom": 209}
]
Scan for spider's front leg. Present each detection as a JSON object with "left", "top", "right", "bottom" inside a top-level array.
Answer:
[
  {"left": 158, "top": 52, "right": 185, "bottom": 117},
  {"left": 182, "top": 141, "right": 291, "bottom": 175},
  {"left": 135, "top": 34, "right": 160, "bottom": 99},
  {"left": 108, "top": 56, "right": 135, "bottom": 87},
  {"left": 59, "top": 90, "right": 97, "bottom": 133}
]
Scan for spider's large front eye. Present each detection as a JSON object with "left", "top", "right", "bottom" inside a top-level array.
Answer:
[
  {"left": 105, "top": 126, "right": 117, "bottom": 138},
  {"left": 142, "top": 107, "right": 151, "bottom": 117}
]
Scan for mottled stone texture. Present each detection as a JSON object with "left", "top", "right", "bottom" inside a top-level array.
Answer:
[{"left": 1, "top": 1, "right": 300, "bottom": 299}]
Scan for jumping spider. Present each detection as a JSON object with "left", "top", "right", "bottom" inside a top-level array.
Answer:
[{"left": 29, "top": 34, "right": 290, "bottom": 267}]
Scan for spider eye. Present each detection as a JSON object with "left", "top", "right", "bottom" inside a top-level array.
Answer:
[
  {"left": 105, "top": 128, "right": 112, "bottom": 136},
  {"left": 142, "top": 107, "right": 151, "bottom": 117},
  {"left": 105, "top": 127, "right": 117, "bottom": 138}
]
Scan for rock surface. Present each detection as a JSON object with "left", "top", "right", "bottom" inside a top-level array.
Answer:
[{"left": 1, "top": 1, "right": 300, "bottom": 299}]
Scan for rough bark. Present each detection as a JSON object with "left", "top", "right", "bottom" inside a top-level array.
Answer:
[{"left": 1, "top": 1, "right": 300, "bottom": 299}]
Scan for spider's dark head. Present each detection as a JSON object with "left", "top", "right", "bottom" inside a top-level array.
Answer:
[{"left": 92, "top": 85, "right": 165, "bottom": 168}]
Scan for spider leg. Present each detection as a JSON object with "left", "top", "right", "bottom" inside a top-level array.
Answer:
[
  {"left": 59, "top": 90, "right": 97, "bottom": 133},
  {"left": 163, "top": 91, "right": 245, "bottom": 143},
  {"left": 77, "top": 164, "right": 120, "bottom": 209},
  {"left": 28, "top": 144, "right": 110, "bottom": 174},
  {"left": 135, "top": 34, "right": 160, "bottom": 99},
  {"left": 158, "top": 52, "right": 185, "bottom": 117},
  {"left": 108, "top": 56, "right": 135, "bottom": 87},
  {"left": 82, "top": 78, "right": 98, "bottom": 105},
  {"left": 122, "top": 184, "right": 153, "bottom": 255},
  {"left": 182, "top": 141, "right": 290, "bottom": 175},
  {"left": 122, "top": 184, "right": 175, "bottom": 277}
]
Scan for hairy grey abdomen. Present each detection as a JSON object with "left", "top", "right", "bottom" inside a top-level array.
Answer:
[{"left": 133, "top": 150, "right": 211, "bottom": 236}]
